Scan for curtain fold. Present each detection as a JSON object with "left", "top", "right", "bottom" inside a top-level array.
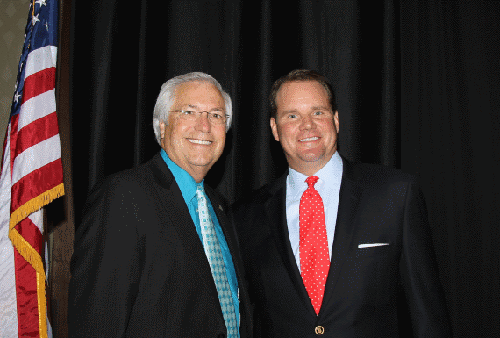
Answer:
[{"left": 400, "top": 2, "right": 500, "bottom": 335}]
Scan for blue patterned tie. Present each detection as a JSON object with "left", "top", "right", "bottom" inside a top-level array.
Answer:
[{"left": 196, "top": 185, "right": 238, "bottom": 337}]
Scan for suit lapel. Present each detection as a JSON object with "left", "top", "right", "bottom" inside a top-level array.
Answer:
[
  {"left": 321, "top": 157, "right": 363, "bottom": 313},
  {"left": 265, "top": 172, "right": 317, "bottom": 316},
  {"left": 149, "top": 154, "right": 216, "bottom": 288},
  {"left": 204, "top": 187, "right": 229, "bottom": 242}
]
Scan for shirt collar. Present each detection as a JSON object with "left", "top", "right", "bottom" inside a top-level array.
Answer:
[
  {"left": 288, "top": 151, "right": 343, "bottom": 198},
  {"left": 161, "top": 149, "right": 200, "bottom": 202}
]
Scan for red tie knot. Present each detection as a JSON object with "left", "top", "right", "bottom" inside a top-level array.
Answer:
[{"left": 305, "top": 176, "right": 319, "bottom": 189}]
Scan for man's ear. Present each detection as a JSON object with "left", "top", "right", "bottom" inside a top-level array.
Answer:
[
  {"left": 270, "top": 118, "right": 280, "bottom": 141},
  {"left": 334, "top": 111, "right": 339, "bottom": 133},
  {"left": 160, "top": 122, "right": 166, "bottom": 139}
]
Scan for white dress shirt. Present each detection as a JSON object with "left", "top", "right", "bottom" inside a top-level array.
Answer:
[{"left": 286, "top": 151, "right": 343, "bottom": 273}]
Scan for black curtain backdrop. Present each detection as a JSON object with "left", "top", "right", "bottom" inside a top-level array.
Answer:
[{"left": 69, "top": 1, "right": 499, "bottom": 337}]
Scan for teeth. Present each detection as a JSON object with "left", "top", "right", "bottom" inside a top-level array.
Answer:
[
  {"left": 300, "top": 137, "right": 319, "bottom": 142},
  {"left": 188, "top": 139, "right": 212, "bottom": 145}
]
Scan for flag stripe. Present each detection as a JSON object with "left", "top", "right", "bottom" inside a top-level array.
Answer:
[
  {"left": 11, "top": 134, "right": 61, "bottom": 186},
  {"left": 10, "top": 114, "right": 19, "bottom": 174},
  {"left": 15, "top": 216, "right": 44, "bottom": 265},
  {"left": 11, "top": 159, "right": 63, "bottom": 212},
  {"left": 14, "top": 237, "right": 38, "bottom": 336},
  {"left": 15, "top": 112, "right": 59, "bottom": 157},
  {"left": 28, "top": 207, "right": 44, "bottom": 234},
  {"left": 18, "top": 90, "right": 57, "bottom": 130},
  {"left": 21, "top": 67, "right": 56, "bottom": 105},
  {"left": 24, "top": 46, "right": 57, "bottom": 78},
  {"left": 0, "top": 124, "right": 17, "bottom": 337}
]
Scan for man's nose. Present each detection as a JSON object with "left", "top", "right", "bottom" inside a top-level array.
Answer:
[
  {"left": 299, "top": 115, "right": 314, "bottom": 129},
  {"left": 195, "top": 112, "right": 211, "bottom": 131}
]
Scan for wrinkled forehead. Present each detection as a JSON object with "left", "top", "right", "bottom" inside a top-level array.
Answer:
[{"left": 172, "top": 81, "right": 224, "bottom": 108}]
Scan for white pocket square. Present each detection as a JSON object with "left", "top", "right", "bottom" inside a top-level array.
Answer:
[{"left": 358, "top": 243, "right": 390, "bottom": 248}]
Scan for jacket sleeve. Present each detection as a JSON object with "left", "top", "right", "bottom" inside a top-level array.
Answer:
[
  {"left": 68, "top": 177, "right": 147, "bottom": 337},
  {"left": 400, "top": 181, "right": 452, "bottom": 337}
]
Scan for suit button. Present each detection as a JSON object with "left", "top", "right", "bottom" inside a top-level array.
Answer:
[{"left": 315, "top": 326, "right": 325, "bottom": 335}]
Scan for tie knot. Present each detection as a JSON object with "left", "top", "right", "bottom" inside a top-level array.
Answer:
[
  {"left": 196, "top": 185, "right": 205, "bottom": 199},
  {"left": 305, "top": 176, "right": 319, "bottom": 189}
]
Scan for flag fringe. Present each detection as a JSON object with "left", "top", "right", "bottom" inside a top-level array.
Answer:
[
  {"left": 9, "top": 182, "right": 64, "bottom": 231},
  {"left": 9, "top": 227, "right": 45, "bottom": 273},
  {"left": 37, "top": 271, "right": 48, "bottom": 338},
  {"left": 9, "top": 227, "right": 48, "bottom": 338},
  {"left": 8, "top": 183, "right": 62, "bottom": 338}
]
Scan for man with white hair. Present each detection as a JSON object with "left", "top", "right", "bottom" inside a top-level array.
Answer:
[{"left": 69, "top": 72, "right": 252, "bottom": 338}]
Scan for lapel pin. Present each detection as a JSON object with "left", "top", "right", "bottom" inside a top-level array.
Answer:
[{"left": 219, "top": 205, "right": 223, "bottom": 211}]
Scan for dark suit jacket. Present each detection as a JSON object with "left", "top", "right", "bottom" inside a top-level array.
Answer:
[
  {"left": 68, "top": 153, "right": 252, "bottom": 338},
  {"left": 233, "top": 155, "right": 451, "bottom": 337}
]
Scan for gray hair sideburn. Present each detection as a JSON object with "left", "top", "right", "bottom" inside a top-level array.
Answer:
[{"left": 152, "top": 72, "right": 233, "bottom": 145}]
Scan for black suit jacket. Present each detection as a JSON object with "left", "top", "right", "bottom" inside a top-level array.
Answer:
[
  {"left": 69, "top": 153, "right": 252, "bottom": 338},
  {"left": 233, "top": 155, "right": 451, "bottom": 337}
]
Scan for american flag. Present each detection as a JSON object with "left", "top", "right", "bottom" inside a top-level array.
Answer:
[{"left": 0, "top": 0, "right": 63, "bottom": 337}]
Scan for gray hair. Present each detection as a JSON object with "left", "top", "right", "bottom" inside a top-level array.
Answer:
[{"left": 152, "top": 72, "right": 233, "bottom": 145}]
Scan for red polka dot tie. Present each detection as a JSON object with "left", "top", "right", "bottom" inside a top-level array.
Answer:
[{"left": 300, "top": 176, "right": 330, "bottom": 315}]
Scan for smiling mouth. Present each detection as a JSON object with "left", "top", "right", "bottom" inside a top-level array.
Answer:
[
  {"left": 188, "top": 139, "right": 212, "bottom": 145},
  {"left": 299, "top": 137, "right": 319, "bottom": 142}
]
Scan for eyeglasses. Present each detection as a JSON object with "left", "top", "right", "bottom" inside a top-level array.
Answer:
[{"left": 170, "top": 110, "right": 228, "bottom": 125}]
